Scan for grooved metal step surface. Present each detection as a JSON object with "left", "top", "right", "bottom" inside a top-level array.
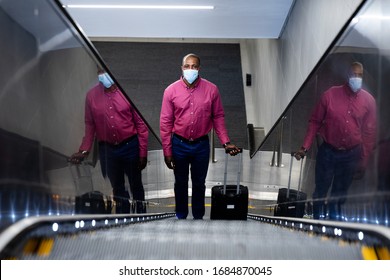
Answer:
[{"left": 17, "top": 218, "right": 363, "bottom": 260}]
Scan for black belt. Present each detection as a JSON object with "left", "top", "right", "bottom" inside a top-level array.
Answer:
[
  {"left": 173, "top": 133, "right": 208, "bottom": 144},
  {"left": 99, "top": 134, "right": 137, "bottom": 148},
  {"left": 323, "top": 142, "right": 360, "bottom": 152}
]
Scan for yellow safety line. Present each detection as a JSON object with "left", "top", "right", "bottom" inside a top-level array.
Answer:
[
  {"left": 361, "top": 246, "right": 379, "bottom": 260},
  {"left": 375, "top": 247, "right": 390, "bottom": 260},
  {"left": 23, "top": 238, "right": 40, "bottom": 254},
  {"left": 23, "top": 237, "right": 54, "bottom": 257},
  {"left": 36, "top": 238, "right": 54, "bottom": 257}
]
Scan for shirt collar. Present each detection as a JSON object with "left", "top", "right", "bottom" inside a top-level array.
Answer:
[
  {"left": 344, "top": 83, "right": 360, "bottom": 96},
  {"left": 104, "top": 83, "right": 119, "bottom": 92},
  {"left": 180, "top": 75, "right": 201, "bottom": 89}
]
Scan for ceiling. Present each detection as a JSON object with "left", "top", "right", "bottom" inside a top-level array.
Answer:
[{"left": 59, "top": 0, "right": 295, "bottom": 39}]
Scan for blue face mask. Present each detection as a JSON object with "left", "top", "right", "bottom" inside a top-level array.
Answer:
[
  {"left": 348, "top": 77, "right": 362, "bottom": 93},
  {"left": 98, "top": 73, "right": 114, "bottom": 88},
  {"left": 183, "top": 69, "right": 199, "bottom": 84}
]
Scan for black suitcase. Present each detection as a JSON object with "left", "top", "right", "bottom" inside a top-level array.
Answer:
[
  {"left": 75, "top": 191, "right": 107, "bottom": 214},
  {"left": 210, "top": 149, "right": 248, "bottom": 220},
  {"left": 70, "top": 162, "right": 110, "bottom": 214},
  {"left": 274, "top": 152, "right": 307, "bottom": 218}
]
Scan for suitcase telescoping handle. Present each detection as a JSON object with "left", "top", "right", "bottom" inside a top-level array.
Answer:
[
  {"left": 69, "top": 161, "right": 95, "bottom": 192},
  {"left": 223, "top": 148, "right": 243, "bottom": 195},
  {"left": 287, "top": 152, "right": 304, "bottom": 199}
]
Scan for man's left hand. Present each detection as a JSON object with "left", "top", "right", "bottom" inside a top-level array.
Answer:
[
  {"left": 224, "top": 143, "right": 241, "bottom": 156},
  {"left": 138, "top": 157, "right": 147, "bottom": 170}
]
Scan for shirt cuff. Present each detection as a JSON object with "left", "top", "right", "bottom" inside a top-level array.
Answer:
[{"left": 223, "top": 142, "right": 231, "bottom": 148}]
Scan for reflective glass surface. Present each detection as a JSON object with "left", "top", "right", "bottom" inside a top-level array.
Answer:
[
  {"left": 252, "top": 0, "right": 390, "bottom": 226},
  {"left": 0, "top": 0, "right": 165, "bottom": 231}
]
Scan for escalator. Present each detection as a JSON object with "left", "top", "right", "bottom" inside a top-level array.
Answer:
[{"left": 1, "top": 213, "right": 389, "bottom": 260}]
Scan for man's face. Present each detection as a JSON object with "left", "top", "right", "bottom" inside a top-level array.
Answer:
[
  {"left": 348, "top": 65, "right": 364, "bottom": 93},
  {"left": 349, "top": 65, "right": 363, "bottom": 79},
  {"left": 182, "top": 57, "right": 200, "bottom": 71}
]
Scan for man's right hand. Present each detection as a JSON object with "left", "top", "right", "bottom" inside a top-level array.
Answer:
[
  {"left": 294, "top": 147, "right": 306, "bottom": 160},
  {"left": 164, "top": 156, "right": 175, "bottom": 169},
  {"left": 68, "top": 151, "right": 88, "bottom": 164}
]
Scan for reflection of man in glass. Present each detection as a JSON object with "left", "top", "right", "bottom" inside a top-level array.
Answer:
[
  {"left": 69, "top": 68, "right": 148, "bottom": 213},
  {"left": 294, "top": 62, "right": 377, "bottom": 220}
]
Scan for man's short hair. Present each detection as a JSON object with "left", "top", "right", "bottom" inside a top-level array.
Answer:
[
  {"left": 351, "top": 61, "right": 363, "bottom": 70},
  {"left": 182, "top": 53, "right": 201, "bottom": 66}
]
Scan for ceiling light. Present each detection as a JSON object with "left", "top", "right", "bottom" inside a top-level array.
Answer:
[{"left": 63, "top": 4, "right": 214, "bottom": 10}]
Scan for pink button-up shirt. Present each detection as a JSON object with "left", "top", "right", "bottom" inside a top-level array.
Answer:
[
  {"left": 160, "top": 77, "right": 230, "bottom": 156},
  {"left": 302, "top": 84, "right": 377, "bottom": 166},
  {"left": 79, "top": 83, "right": 148, "bottom": 157}
]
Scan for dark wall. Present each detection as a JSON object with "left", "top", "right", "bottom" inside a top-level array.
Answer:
[{"left": 92, "top": 41, "right": 248, "bottom": 150}]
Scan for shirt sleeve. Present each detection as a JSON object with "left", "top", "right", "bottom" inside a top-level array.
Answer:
[
  {"left": 302, "top": 94, "right": 327, "bottom": 150},
  {"left": 79, "top": 93, "right": 96, "bottom": 152},
  {"left": 360, "top": 95, "right": 377, "bottom": 167},
  {"left": 131, "top": 106, "right": 149, "bottom": 158},
  {"left": 211, "top": 87, "right": 230, "bottom": 145},
  {"left": 160, "top": 89, "right": 175, "bottom": 156}
]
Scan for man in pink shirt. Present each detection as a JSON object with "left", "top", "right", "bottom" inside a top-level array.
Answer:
[
  {"left": 70, "top": 68, "right": 149, "bottom": 214},
  {"left": 295, "top": 62, "right": 377, "bottom": 220},
  {"left": 160, "top": 53, "right": 240, "bottom": 219}
]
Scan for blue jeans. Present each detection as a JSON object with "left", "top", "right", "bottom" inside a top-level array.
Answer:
[
  {"left": 99, "top": 136, "right": 145, "bottom": 213},
  {"left": 313, "top": 142, "right": 361, "bottom": 220},
  {"left": 172, "top": 134, "right": 210, "bottom": 219}
]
